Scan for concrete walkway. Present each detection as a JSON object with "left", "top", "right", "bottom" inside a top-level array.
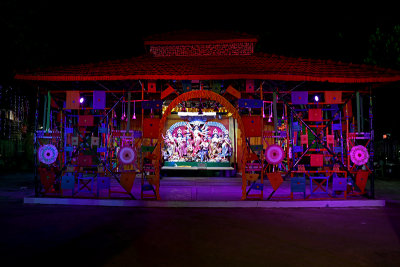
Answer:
[{"left": 4, "top": 173, "right": 390, "bottom": 208}]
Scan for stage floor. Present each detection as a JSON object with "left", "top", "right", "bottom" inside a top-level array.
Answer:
[{"left": 24, "top": 175, "right": 384, "bottom": 207}]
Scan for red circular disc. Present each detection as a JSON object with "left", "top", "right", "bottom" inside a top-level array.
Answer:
[
  {"left": 265, "top": 144, "right": 284, "bottom": 165},
  {"left": 350, "top": 145, "right": 369, "bottom": 166},
  {"left": 118, "top": 146, "right": 136, "bottom": 165}
]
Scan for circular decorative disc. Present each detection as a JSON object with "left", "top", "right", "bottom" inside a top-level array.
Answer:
[
  {"left": 350, "top": 145, "right": 369, "bottom": 166},
  {"left": 38, "top": 144, "right": 58, "bottom": 165},
  {"left": 265, "top": 144, "right": 284, "bottom": 165},
  {"left": 118, "top": 146, "right": 136, "bottom": 165}
]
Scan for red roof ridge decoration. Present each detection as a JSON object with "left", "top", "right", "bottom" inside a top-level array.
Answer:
[{"left": 143, "top": 30, "right": 259, "bottom": 45}]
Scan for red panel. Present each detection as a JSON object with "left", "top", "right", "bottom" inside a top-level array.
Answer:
[
  {"left": 327, "top": 135, "right": 334, "bottom": 145},
  {"left": 78, "top": 115, "right": 94, "bottom": 126},
  {"left": 356, "top": 171, "right": 369, "bottom": 192},
  {"left": 66, "top": 91, "right": 80, "bottom": 109},
  {"left": 148, "top": 80, "right": 157, "bottom": 93},
  {"left": 246, "top": 79, "right": 254, "bottom": 93},
  {"left": 241, "top": 116, "right": 262, "bottom": 137},
  {"left": 325, "top": 91, "right": 342, "bottom": 104},
  {"left": 225, "top": 85, "right": 241, "bottom": 99},
  {"left": 77, "top": 155, "right": 92, "bottom": 166},
  {"left": 143, "top": 118, "right": 160, "bottom": 139},
  {"left": 161, "top": 85, "right": 176, "bottom": 99},
  {"left": 308, "top": 109, "right": 322, "bottom": 121},
  {"left": 310, "top": 154, "right": 324, "bottom": 167},
  {"left": 301, "top": 134, "right": 308, "bottom": 145},
  {"left": 266, "top": 172, "right": 283, "bottom": 191}
]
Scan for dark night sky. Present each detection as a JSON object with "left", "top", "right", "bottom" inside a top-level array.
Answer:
[
  {"left": 2, "top": 2, "right": 400, "bottom": 138},
  {"left": 3, "top": 2, "right": 399, "bottom": 71}
]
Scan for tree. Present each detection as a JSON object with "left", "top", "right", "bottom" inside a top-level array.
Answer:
[{"left": 364, "top": 25, "right": 400, "bottom": 70}]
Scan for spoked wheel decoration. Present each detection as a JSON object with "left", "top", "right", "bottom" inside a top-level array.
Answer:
[
  {"left": 265, "top": 144, "right": 284, "bottom": 165},
  {"left": 38, "top": 144, "right": 58, "bottom": 165},
  {"left": 118, "top": 146, "right": 136, "bottom": 165},
  {"left": 350, "top": 145, "right": 369, "bottom": 166}
]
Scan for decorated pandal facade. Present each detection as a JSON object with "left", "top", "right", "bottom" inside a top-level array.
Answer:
[{"left": 14, "top": 31, "right": 400, "bottom": 200}]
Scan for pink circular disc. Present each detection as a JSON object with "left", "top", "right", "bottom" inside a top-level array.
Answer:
[
  {"left": 38, "top": 144, "right": 58, "bottom": 165},
  {"left": 350, "top": 145, "right": 369, "bottom": 166},
  {"left": 265, "top": 144, "right": 284, "bottom": 165},
  {"left": 118, "top": 146, "right": 136, "bottom": 165}
]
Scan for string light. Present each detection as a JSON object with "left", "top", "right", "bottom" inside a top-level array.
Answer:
[{"left": 132, "top": 101, "right": 136, "bottom": 120}]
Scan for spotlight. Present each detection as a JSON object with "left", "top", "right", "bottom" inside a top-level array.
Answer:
[
  {"left": 314, "top": 95, "right": 319, "bottom": 102},
  {"left": 80, "top": 97, "right": 85, "bottom": 103}
]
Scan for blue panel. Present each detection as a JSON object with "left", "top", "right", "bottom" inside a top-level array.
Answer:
[
  {"left": 291, "top": 91, "right": 308, "bottom": 105},
  {"left": 333, "top": 146, "right": 343, "bottom": 153},
  {"left": 250, "top": 183, "right": 264, "bottom": 191},
  {"left": 99, "top": 127, "right": 108, "bottom": 134},
  {"left": 292, "top": 122, "right": 302, "bottom": 132},
  {"left": 332, "top": 123, "right": 342, "bottom": 131},
  {"left": 332, "top": 177, "right": 347, "bottom": 191},
  {"left": 97, "top": 147, "right": 107, "bottom": 153},
  {"left": 65, "top": 127, "right": 73, "bottom": 134},
  {"left": 97, "top": 177, "right": 110, "bottom": 189},
  {"left": 142, "top": 100, "right": 163, "bottom": 109},
  {"left": 293, "top": 146, "right": 303, "bottom": 153},
  {"left": 238, "top": 99, "right": 263, "bottom": 108},
  {"left": 291, "top": 177, "right": 306, "bottom": 192},
  {"left": 61, "top": 175, "right": 75, "bottom": 189},
  {"left": 142, "top": 184, "right": 154, "bottom": 191}
]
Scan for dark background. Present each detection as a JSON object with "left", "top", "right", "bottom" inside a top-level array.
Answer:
[{"left": 2, "top": 2, "right": 400, "bottom": 138}]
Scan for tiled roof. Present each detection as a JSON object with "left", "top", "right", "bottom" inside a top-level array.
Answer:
[{"left": 14, "top": 53, "right": 400, "bottom": 83}]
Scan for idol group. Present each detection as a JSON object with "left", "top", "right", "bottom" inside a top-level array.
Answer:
[{"left": 162, "top": 122, "right": 232, "bottom": 162}]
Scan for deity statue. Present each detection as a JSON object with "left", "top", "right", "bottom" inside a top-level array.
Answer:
[
  {"left": 188, "top": 122, "right": 207, "bottom": 155},
  {"left": 221, "top": 130, "right": 232, "bottom": 160},
  {"left": 175, "top": 128, "right": 187, "bottom": 159},
  {"left": 162, "top": 130, "right": 176, "bottom": 160},
  {"left": 209, "top": 128, "right": 220, "bottom": 160},
  {"left": 198, "top": 136, "right": 210, "bottom": 162}
]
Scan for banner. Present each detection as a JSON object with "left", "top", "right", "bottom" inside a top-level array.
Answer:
[
  {"left": 148, "top": 80, "right": 157, "bottom": 93},
  {"left": 161, "top": 85, "right": 176, "bottom": 99},
  {"left": 325, "top": 91, "right": 342, "bottom": 104},
  {"left": 238, "top": 99, "right": 263, "bottom": 108},
  {"left": 225, "top": 85, "right": 241, "bottom": 99},
  {"left": 143, "top": 118, "right": 160, "bottom": 139},
  {"left": 241, "top": 116, "right": 262, "bottom": 137},
  {"left": 66, "top": 91, "right": 80, "bottom": 109},
  {"left": 78, "top": 115, "right": 94, "bottom": 126},
  {"left": 93, "top": 91, "right": 106, "bottom": 109},
  {"left": 291, "top": 91, "right": 308, "bottom": 105},
  {"left": 246, "top": 79, "right": 255, "bottom": 93},
  {"left": 142, "top": 100, "right": 163, "bottom": 109}
]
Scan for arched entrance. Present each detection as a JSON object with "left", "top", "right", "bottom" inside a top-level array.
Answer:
[{"left": 151, "top": 90, "right": 249, "bottom": 200}]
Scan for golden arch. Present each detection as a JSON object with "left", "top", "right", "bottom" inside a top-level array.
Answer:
[{"left": 152, "top": 90, "right": 249, "bottom": 200}]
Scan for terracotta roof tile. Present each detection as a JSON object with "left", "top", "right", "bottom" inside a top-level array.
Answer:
[{"left": 14, "top": 53, "right": 400, "bottom": 83}]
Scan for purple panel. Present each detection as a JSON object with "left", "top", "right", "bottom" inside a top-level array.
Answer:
[
  {"left": 93, "top": 91, "right": 106, "bottom": 109},
  {"left": 291, "top": 91, "right": 308, "bottom": 105}
]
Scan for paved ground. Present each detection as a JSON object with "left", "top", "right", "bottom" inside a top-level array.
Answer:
[{"left": 1, "top": 172, "right": 400, "bottom": 266}]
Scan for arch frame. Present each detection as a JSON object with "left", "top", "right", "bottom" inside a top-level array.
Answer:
[{"left": 151, "top": 90, "right": 250, "bottom": 200}]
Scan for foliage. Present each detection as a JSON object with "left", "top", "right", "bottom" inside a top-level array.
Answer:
[{"left": 364, "top": 25, "right": 400, "bottom": 70}]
